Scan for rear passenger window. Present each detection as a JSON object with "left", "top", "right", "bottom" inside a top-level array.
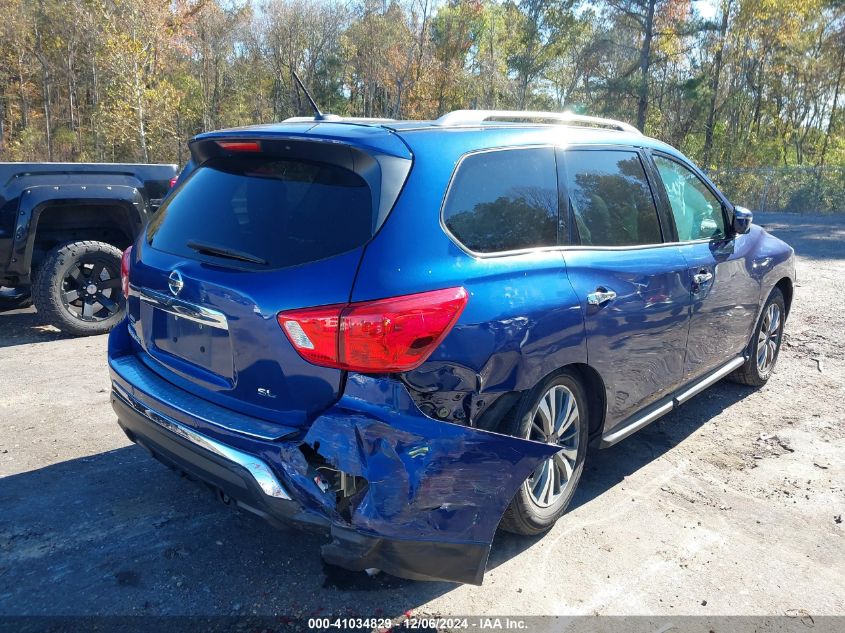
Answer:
[
  {"left": 561, "top": 150, "right": 662, "bottom": 247},
  {"left": 442, "top": 148, "right": 558, "bottom": 253}
]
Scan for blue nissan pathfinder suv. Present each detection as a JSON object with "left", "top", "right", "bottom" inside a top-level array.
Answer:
[{"left": 109, "top": 110, "right": 795, "bottom": 584}]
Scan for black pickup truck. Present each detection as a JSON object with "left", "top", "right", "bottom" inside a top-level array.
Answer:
[{"left": 0, "top": 162, "right": 178, "bottom": 335}]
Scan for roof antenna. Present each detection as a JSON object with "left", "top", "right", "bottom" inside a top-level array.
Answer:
[{"left": 291, "top": 70, "right": 326, "bottom": 120}]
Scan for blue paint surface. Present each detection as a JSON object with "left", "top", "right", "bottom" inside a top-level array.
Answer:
[
  {"left": 109, "top": 119, "right": 796, "bottom": 583},
  {"left": 109, "top": 328, "right": 558, "bottom": 583}
]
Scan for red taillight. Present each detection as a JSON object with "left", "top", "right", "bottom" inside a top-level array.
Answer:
[
  {"left": 168, "top": 176, "right": 178, "bottom": 188},
  {"left": 277, "top": 287, "right": 468, "bottom": 373},
  {"left": 279, "top": 304, "right": 342, "bottom": 367},
  {"left": 120, "top": 246, "right": 133, "bottom": 299},
  {"left": 216, "top": 140, "right": 261, "bottom": 152},
  {"left": 340, "top": 290, "right": 468, "bottom": 372}
]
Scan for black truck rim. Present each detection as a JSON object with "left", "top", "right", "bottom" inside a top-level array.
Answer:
[{"left": 61, "top": 258, "right": 122, "bottom": 322}]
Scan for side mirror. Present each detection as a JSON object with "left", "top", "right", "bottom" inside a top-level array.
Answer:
[{"left": 732, "top": 206, "right": 753, "bottom": 235}]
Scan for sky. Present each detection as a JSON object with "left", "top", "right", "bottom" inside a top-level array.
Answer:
[{"left": 692, "top": 0, "right": 719, "bottom": 20}]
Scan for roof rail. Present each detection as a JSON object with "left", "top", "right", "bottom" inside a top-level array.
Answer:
[
  {"left": 434, "top": 110, "right": 641, "bottom": 134},
  {"left": 282, "top": 115, "right": 396, "bottom": 124}
]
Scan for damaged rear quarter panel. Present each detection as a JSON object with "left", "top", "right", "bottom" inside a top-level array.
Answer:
[
  {"left": 305, "top": 373, "right": 560, "bottom": 550},
  {"left": 350, "top": 130, "right": 589, "bottom": 427}
]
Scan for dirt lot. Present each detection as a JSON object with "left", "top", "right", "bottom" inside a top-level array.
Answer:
[{"left": 0, "top": 212, "right": 842, "bottom": 620}]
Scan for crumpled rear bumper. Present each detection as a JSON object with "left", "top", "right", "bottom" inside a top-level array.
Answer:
[{"left": 109, "top": 347, "right": 557, "bottom": 585}]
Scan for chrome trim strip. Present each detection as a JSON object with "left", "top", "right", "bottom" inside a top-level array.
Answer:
[
  {"left": 674, "top": 356, "right": 745, "bottom": 405},
  {"left": 601, "top": 401, "right": 674, "bottom": 447},
  {"left": 113, "top": 384, "right": 291, "bottom": 500},
  {"left": 134, "top": 286, "right": 229, "bottom": 331},
  {"left": 438, "top": 144, "right": 714, "bottom": 260},
  {"left": 110, "top": 355, "right": 295, "bottom": 441},
  {"left": 444, "top": 237, "right": 717, "bottom": 261}
]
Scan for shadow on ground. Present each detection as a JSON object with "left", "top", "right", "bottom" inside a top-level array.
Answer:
[
  {"left": 572, "top": 379, "right": 755, "bottom": 513},
  {"left": 0, "top": 379, "right": 755, "bottom": 616},
  {"left": 0, "top": 307, "right": 74, "bottom": 349},
  {"left": 1, "top": 213, "right": 808, "bottom": 615}
]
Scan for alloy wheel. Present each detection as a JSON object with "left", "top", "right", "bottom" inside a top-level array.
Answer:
[
  {"left": 523, "top": 384, "right": 580, "bottom": 508},
  {"left": 756, "top": 303, "right": 782, "bottom": 374}
]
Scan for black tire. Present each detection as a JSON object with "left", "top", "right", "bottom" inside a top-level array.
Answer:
[
  {"left": 31, "top": 240, "right": 125, "bottom": 336},
  {"left": 499, "top": 369, "right": 589, "bottom": 536},
  {"left": 729, "top": 287, "right": 786, "bottom": 387}
]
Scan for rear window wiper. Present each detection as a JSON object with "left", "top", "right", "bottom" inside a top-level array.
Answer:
[{"left": 186, "top": 240, "right": 268, "bottom": 265}]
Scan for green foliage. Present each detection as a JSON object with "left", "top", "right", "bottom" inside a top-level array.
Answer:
[
  {"left": 710, "top": 167, "right": 845, "bottom": 214},
  {"left": 0, "top": 0, "right": 842, "bottom": 177}
]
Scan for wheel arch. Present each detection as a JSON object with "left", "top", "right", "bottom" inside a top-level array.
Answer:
[
  {"left": 566, "top": 362, "right": 607, "bottom": 441},
  {"left": 774, "top": 276, "right": 793, "bottom": 317},
  {"left": 32, "top": 201, "right": 138, "bottom": 261},
  {"left": 494, "top": 362, "right": 607, "bottom": 441},
  {"left": 8, "top": 184, "right": 145, "bottom": 282}
]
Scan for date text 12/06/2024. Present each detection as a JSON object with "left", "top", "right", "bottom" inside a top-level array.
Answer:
[{"left": 307, "top": 617, "right": 529, "bottom": 630}]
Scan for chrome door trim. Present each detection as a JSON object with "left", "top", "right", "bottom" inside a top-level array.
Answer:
[
  {"left": 134, "top": 285, "right": 229, "bottom": 330},
  {"left": 674, "top": 356, "right": 745, "bottom": 405},
  {"left": 112, "top": 383, "right": 291, "bottom": 500},
  {"left": 587, "top": 288, "right": 617, "bottom": 306}
]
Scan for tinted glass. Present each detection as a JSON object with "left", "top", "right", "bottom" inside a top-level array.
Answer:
[
  {"left": 653, "top": 155, "right": 726, "bottom": 241},
  {"left": 562, "top": 150, "right": 662, "bottom": 247},
  {"left": 147, "top": 157, "right": 372, "bottom": 269},
  {"left": 443, "top": 148, "right": 558, "bottom": 253}
]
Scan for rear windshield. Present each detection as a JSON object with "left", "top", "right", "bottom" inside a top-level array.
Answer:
[{"left": 147, "top": 156, "right": 373, "bottom": 269}]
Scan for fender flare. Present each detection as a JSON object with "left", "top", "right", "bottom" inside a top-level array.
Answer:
[{"left": 8, "top": 184, "right": 146, "bottom": 283}]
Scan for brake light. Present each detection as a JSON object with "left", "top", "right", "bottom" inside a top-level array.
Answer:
[
  {"left": 278, "top": 287, "right": 468, "bottom": 373},
  {"left": 216, "top": 140, "right": 261, "bottom": 152},
  {"left": 279, "top": 304, "right": 342, "bottom": 367},
  {"left": 120, "top": 246, "right": 133, "bottom": 299},
  {"left": 169, "top": 176, "right": 178, "bottom": 188}
]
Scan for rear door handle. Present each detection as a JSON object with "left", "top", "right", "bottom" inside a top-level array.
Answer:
[
  {"left": 693, "top": 270, "right": 713, "bottom": 285},
  {"left": 587, "top": 287, "right": 617, "bottom": 306}
]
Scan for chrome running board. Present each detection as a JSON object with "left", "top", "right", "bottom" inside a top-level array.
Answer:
[
  {"left": 601, "top": 401, "right": 673, "bottom": 446},
  {"left": 600, "top": 355, "right": 746, "bottom": 448},
  {"left": 673, "top": 356, "right": 745, "bottom": 404}
]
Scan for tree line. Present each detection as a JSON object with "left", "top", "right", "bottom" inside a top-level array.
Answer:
[{"left": 0, "top": 0, "right": 843, "bottom": 172}]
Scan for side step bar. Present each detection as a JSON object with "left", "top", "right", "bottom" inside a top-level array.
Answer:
[
  {"left": 599, "top": 356, "right": 745, "bottom": 448},
  {"left": 673, "top": 356, "right": 745, "bottom": 404}
]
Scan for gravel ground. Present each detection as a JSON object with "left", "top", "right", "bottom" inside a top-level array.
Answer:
[{"left": 0, "top": 212, "right": 842, "bottom": 619}]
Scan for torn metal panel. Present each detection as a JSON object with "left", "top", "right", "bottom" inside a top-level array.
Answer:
[
  {"left": 110, "top": 341, "right": 559, "bottom": 584},
  {"left": 303, "top": 373, "right": 560, "bottom": 582},
  {"left": 399, "top": 305, "right": 588, "bottom": 427}
]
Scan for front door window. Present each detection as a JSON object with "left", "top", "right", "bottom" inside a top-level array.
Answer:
[{"left": 653, "top": 155, "right": 726, "bottom": 242}]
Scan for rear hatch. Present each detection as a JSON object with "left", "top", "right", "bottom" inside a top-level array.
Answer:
[{"left": 126, "top": 131, "right": 412, "bottom": 427}]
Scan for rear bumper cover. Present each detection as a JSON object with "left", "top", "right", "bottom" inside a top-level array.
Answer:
[{"left": 109, "top": 332, "right": 557, "bottom": 585}]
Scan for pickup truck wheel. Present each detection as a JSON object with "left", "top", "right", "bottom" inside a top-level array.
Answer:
[
  {"left": 31, "top": 240, "right": 125, "bottom": 336},
  {"left": 499, "top": 370, "right": 589, "bottom": 536}
]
